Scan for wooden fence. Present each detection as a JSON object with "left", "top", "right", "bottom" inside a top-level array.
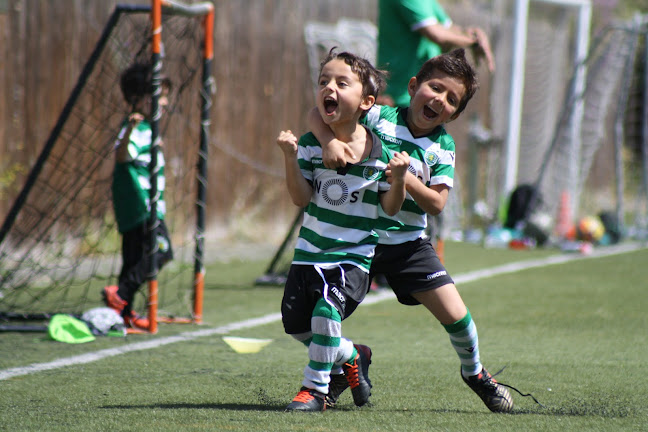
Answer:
[{"left": 0, "top": 0, "right": 495, "bottom": 243}]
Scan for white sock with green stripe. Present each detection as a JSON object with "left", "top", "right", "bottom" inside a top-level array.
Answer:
[
  {"left": 302, "top": 297, "right": 342, "bottom": 394},
  {"left": 332, "top": 338, "right": 355, "bottom": 374},
  {"left": 443, "top": 309, "right": 482, "bottom": 378}
]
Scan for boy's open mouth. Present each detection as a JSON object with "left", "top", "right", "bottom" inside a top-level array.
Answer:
[
  {"left": 423, "top": 105, "right": 438, "bottom": 120},
  {"left": 324, "top": 97, "right": 338, "bottom": 114}
]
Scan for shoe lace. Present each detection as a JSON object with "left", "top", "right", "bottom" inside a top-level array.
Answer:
[
  {"left": 344, "top": 359, "right": 360, "bottom": 388},
  {"left": 491, "top": 366, "right": 545, "bottom": 408},
  {"left": 292, "top": 389, "right": 315, "bottom": 404}
]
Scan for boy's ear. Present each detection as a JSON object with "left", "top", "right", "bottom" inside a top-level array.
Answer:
[
  {"left": 450, "top": 110, "right": 463, "bottom": 121},
  {"left": 407, "top": 77, "right": 418, "bottom": 98},
  {"left": 360, "top": 94, "right": 376, "bottom": 112}
]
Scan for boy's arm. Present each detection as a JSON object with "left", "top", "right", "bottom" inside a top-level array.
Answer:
[
  {"left": 417, "top": 24, "right": 495, "bottom": 73},
  {"left": 115, "top": 113, "right": 144, "bottom": 163},
  {"left": 276, "top": 130, "right": 312, "bottom": 208},
  {"left": 405, "top": 176, "right": 449, "bottom": 215},
  {"left": 307, "top": 107, "right": 356, "bottom": 169},
  {"left": 380, "top": 151, "right": 410, "bottom": 216}
]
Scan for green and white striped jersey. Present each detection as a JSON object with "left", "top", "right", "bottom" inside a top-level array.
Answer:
[
  {"left": 292, "top": 128, "right": 392, "bottom": 272},
  {"left": 112, "top": 119, "right": 166, "bottom": 233},
  {"left": 363, "top": 105, "right": 455, "bottom": 245}
]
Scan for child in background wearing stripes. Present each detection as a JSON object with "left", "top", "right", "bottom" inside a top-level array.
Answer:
[{"left": 103, "top": 63, "right": 174, "bottom": 331}]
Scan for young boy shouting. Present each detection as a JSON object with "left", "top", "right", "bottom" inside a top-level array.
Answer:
[{"left": 277, "top": 49, "right": 409, "bottom": 412}]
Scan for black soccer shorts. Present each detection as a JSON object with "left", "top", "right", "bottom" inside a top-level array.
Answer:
[
  {"left": 281, "top": 263, "right": 369, "bottom": 335},
  {"left": 371, "top": 237, "right": 455, "bottom": 306}
]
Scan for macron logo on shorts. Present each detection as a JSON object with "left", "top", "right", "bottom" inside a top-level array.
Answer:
[
  {"left": 426, "top": 270, "right": 447, "bottom": 280},
  {"left": 329, "top": 286, "right": 346, "bottom": 304}
]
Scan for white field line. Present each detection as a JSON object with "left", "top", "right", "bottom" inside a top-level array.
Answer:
[{"left": 0, "top": 242, "right": 643, "bottom": 381}]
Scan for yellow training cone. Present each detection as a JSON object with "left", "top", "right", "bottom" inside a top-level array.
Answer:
[{"left": 222, "top": 336, "right": 273, "bottom": 354}]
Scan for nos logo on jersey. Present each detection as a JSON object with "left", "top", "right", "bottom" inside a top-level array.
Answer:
[
  {"left": 424, "top": 149, "right": 440, "bottom": 167},
  {"left": 315, "top": 177, "right": 367, "bottom": 206},
  {"left": 315, "top": 178, "right": 349, "bottom": 206}
]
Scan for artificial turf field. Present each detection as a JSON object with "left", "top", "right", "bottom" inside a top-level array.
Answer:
[{"left": 1, "top": 241, "right": 646, "bottom": 431}]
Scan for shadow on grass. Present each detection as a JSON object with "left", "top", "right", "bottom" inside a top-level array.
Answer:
[
  {"left": 101, "top": 388, "right": 287, "bottom": 412},
  {"left": 332, "top": 401, "right": 633, "bottom": 418},
  {"left": 100, "top": 402, "right": 285, "bottom": 411},
  {"left": 519, "top": 402, "right": 634, "bottom": 418},
  {"left": 98, "top": 402, "right": 633, "bottom": 418},
  {"left": 420, "top": 404, "right": 633, "bottom": 418}
]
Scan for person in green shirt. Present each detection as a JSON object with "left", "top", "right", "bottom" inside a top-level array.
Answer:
[
  {"left": 377, "top": 0, "right": 494, "bottom": 107},
  {"left": 102, "top": 63, "right": 173, "bottom": 331}
]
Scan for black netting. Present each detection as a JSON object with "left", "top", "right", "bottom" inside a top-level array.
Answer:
[{"left": 0, "top": 9, "right": 209, "bottom": 321}]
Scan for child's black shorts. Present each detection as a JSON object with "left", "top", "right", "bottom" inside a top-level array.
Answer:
[
  {"left": 371, "top": 237, "right": 454, "bottom": 306},
  {"left": 281, "top": 264, "right": 369, "bottom": 335}
]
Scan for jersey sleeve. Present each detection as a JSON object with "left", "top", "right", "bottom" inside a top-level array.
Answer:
[
  {"left": 297, "top": 132, "right": 320, "bottom": 182},
  {"left": 396, "top": 0, "right": 447, "bottom": 31},
  {"left": 363, "top": 104, "right": 382, "bottom": 129},
  {"left": 429, "top": 0, "right": 452, "bottom": 27},
  {"left": 429, "top": 132, "right": 455, "bottom": 188},
  {"left": 124, "top": 121, "right": 153, "bottom": 164}
]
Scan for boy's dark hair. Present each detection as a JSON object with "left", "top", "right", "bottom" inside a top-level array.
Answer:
[
  {"left": 120, "top": 63, "right": 152, "bottom": 107},
  {"left": 414, "top": 48, "right": 478, "bottom": 117},
  {"left": 319, "top": 48, "right": 387, "bottom": 100},
  {"left": 120, "top": 63, "right": 172, "bottom": 107}
]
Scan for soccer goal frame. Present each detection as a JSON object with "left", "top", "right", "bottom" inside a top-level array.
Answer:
[
  {"left": 503, "top": 0, "right": 592, "bottom": 200},
  {"left": 146, "top": 0, "right": 214, "bottom": 333},
  {"left": 0, "top": 0, "right": 214, "bottom": 333}
]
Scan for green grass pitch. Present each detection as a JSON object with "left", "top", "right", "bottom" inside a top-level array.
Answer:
[{"left": 0, "top": 241, "right": 646, "bottom": 431}]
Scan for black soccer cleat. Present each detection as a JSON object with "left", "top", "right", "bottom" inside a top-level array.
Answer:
[
  {"left": 462, "top": 367, "right": 514, "bottom": 413},
  {"left": 325, "top": 372, "right": 349, "bottom": 408},
  {"left": 342, "top": 344, "right": 372, "bottom": 407},
  {"left": 285, "top": 387, "right": 326, "bottom": 412}
]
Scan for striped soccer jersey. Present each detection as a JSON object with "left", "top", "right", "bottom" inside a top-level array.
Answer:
[
  {"left": 363, "top": 105, "right": 455, "bottom": 245},
  {"left": 112, "top": 119, "right": 166, "bottom": 233},
  {"left": 292, "top": 128, "right": 392, "bottom": 272}
]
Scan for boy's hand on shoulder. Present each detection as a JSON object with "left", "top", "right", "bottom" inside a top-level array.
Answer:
[
  {"left": 386, "top": 151, "right": 410, "bottom": 183},
  {"left": 322, "top": 139, "right": 354, "bottom": 169},
  {"left": 276, "top": 130, "right": 298, "bottom": 156},
  {"left": 376, "top": 94, "right": 395, "bottom": 107}
]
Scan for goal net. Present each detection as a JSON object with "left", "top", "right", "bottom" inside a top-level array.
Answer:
[
  {"left": 453, "top": 2, "right": 647, "bottom": 244},
  {"left": 523, "top": 16, "right": 648, "bottom": 240},
  {"left": 0, "top": 1, "right": 214, "bottom": 332}
]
